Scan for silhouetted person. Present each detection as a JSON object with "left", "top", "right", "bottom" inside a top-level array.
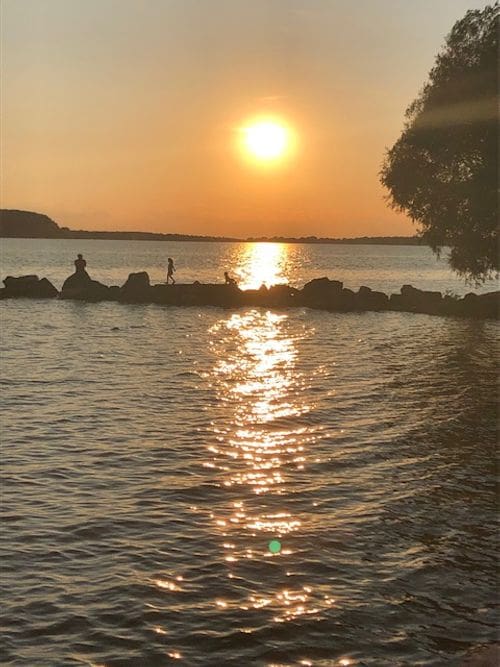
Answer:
[
  {"left": 224, "top": 271, "right": 237, "bottom": 286},
  {"left": 64, "top": 252, "right": 91, "bottom": 289},
  {"left": 167, "top": 257, "right": 176, "bottom": 284},
  {"left": 75, "top": 254, "right": 87, "bottom": 273}
]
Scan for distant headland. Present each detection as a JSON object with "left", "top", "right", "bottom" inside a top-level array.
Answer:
[{"left": 0, "top": 209, "right": 422, "bottom": 246}]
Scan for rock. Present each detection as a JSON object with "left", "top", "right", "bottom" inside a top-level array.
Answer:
[
  {"left": 62, "top": 270, "right": 92, "bottom": 292},
  {"left": 300, "top": 277, "right": 343, "bottom": 308},
  {"left": 1, "top": 269, "right": 498, "bottom": 321},
  {"left": 60, "top": 279, "right": 111, "bottom": 301},
  {"left": 108, "top": 286, "right": 121, "bottom": 300},
  {"left": 150, "top": 284, "right": 175, "bottom": 305},
  {"left": 442, "top": 294, "right": 461, "bottom": 316},
  {"left": 389, "top": 293, "right": 405, "bottom": 311},
  {"left": 398, "top": 284, "right": 442, "bottom": 314},
  {"left": 122, "top": 271, "right": 150, "bottom": 291},
  {"left": 120, "top": 271, "right": 151, "bottom": 302},
  {"left": 356, "top": 286, "right": 388, "bottom": 311},
  {"left": 36, "top": 278, "right": 59, "bottom": 298},
  {"left": 4, "top": 275, "right": 39, "bottom": 293},
  {"left": 370, "top": 290, "right": 389, "bottom": 311},
  {"left": 151, "top": 283, "right": 241, "bottom": 307},
  {"left": 339, "top": 288, "right": 356, "bottom": 311},
  {"left": 267, "top": 284, "right": 299, "bottom": 307},
  {"left": 60, "top": 270, "right": 111, "bottom": 301},
  {"left": 460, "top": 291, "right": 499, "bottom": 319},
  {"left": 302, "top": 277, "right": 343, "bottom": 294},
  {"left": 3, "top": 274, "right": 58, "bottom": 298},
  {"left": 61, "top": 270, "right": 116, "bottom": 301},
  {"left": 240, "top": 288, "right": 265, "bottom": 307}
]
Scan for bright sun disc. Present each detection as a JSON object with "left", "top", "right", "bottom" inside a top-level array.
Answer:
[{"left": 243, "top": 121, "right": 289, "bottom": 161}]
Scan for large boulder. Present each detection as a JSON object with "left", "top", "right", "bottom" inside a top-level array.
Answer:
[
  {"left": 4, "top": 274, "right": 39, "bottom": 294},
  {"left": 302, "top": 277, "right": 343, "bottom": 294},
  {"left": 3, "top": 275, "right": 58, "bottom": 298},
  {"left": 356, "top": 286, "right": 389, "bottom": 311},
  {"left": 460, "top": 291, "right": 499, "bottom": 319},
  {"left": 338, "top": 288, "right": 356, "bottom": 311},
  {"left": 396, "top": 284, "right": 443, "bottom": 314},
  {"left": 36, "top": 278, "right": 59, "bottom": 298},
  {"left": 60, "top": 269, "right": 112, "bottom": 301},
  {"left": 266, "top": 284, "right": 299, "bottom": 307},
  {"left": 300, "top": 277, "right": 343, "bottom": 308},
  {"left": 119, "top": 272, "right": 151, "bottom": 302},
  {"left": 60, "top": 279, "right": 111, "bottom": 301},
  {"left": 62, "top": 270, "right": 92, "bottom": 292}
]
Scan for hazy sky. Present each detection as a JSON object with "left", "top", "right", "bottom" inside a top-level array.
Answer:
[{"left": 0, "top": 0, "right": 490, "bottom": 237}]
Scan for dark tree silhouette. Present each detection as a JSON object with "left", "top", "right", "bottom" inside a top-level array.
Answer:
[{"left": 381, "top": 3, "right": 499, "bottom": 282}]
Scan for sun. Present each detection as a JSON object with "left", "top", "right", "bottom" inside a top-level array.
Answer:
[{"left": 241, "top": 120, "right": 292, "bottom": 162}]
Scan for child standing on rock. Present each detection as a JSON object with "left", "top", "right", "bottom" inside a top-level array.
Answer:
[{"left": 167, "top": 257, "right": 176, "bottom": 284}]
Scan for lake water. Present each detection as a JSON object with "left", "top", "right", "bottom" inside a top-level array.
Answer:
[
  {"left": 0, "top": 237, "right": 498, "bottom": 294},
  {"left": 0, "top": 239, "right": 498, "bottom": 666}
]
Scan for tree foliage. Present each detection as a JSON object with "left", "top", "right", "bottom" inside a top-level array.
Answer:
[{"left": 381, "top": 3, "right": 499, "bottom": 282}]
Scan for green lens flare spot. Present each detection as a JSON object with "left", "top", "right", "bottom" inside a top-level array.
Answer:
[{"left": 268, "top": 539, "right": 282, "bottom": 554}]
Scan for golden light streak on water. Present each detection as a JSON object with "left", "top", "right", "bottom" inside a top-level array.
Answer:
[
  {"left": 204, "top": 242, "right": 332, "bottom": 621},
  {"left": 235, "top": 242, "right": 288, "bottom": 290}
]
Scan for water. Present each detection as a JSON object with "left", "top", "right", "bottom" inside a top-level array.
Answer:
[
  {"left": 1, "top": 237, "right": 498, "bottom": 294},
  {"left": 1, "top": 240, "right": 498, "bottom": 666}
]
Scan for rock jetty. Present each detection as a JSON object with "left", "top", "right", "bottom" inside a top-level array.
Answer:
[{"left": 1, "top": 273, "right": 498, "bottom": 320}]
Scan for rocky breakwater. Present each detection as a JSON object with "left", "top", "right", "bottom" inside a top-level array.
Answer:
[
  {"left": 59, "top": 269, "right": 119, "bottom": 302},
  {"left": 0, "top": 274, "right": 59, "bottom": 299},
  {"left": 0, "top": 273, "right": 498, "bottom": 319}
]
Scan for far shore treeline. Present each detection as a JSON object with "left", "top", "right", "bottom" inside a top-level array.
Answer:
[{"left": 0, "top": 209, "right": 422, "bottom": 246}]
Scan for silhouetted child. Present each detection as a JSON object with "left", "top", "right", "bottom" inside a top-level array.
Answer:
[
  {"left": 224, "top": 271, "right": 237, "bottom": 286},
  {"left": 167, "top": 257, "right": 176, "bottom": 284},
  {"left": 74, "top": 254, "right": 87, "bottom": 273}
]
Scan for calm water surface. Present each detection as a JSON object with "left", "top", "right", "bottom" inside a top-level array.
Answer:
[
  {"left": 1, "top": 237, "right": 498, "bottom": 293},
  {"left": 0, "top": 241, "right": 498, "bottom": 666}
]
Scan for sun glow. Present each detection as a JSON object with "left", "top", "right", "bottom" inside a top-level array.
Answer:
[
  {"left": 236, "top": 242, "right": 287, "bottom": 290},
  {"left": 240, "top": 118, "right": 294, "bottom": 163}
]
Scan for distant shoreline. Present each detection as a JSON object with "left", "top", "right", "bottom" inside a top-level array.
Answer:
[
  {"left": 2, "top": 234, "right": 424, "bottom": 246},
  {"left": 0, "top": 209, "right": 423, "bottom": 246}
]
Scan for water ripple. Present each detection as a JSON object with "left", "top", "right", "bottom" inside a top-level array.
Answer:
[{"left": 1, "top": 297, "right": 498, "bottom": 666}]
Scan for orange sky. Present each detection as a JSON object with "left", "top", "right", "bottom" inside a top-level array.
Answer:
[{"left": 0, "top": 0, "right": 490, "bottom": 237}]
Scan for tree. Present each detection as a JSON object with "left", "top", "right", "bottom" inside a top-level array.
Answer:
[{"left": 380, "top": 3, "right": 499, "bottom": 283}]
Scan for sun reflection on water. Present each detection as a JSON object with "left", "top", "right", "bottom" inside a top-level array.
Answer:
[
  {"left": 209, "top": 310, "right": 314, "bottom": 499},
  {"left": 235, "top": 242, "right": 288, "bottom": 290},
  {"left": 201, "top": 241, "right": 338, "bottom": 626}
]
